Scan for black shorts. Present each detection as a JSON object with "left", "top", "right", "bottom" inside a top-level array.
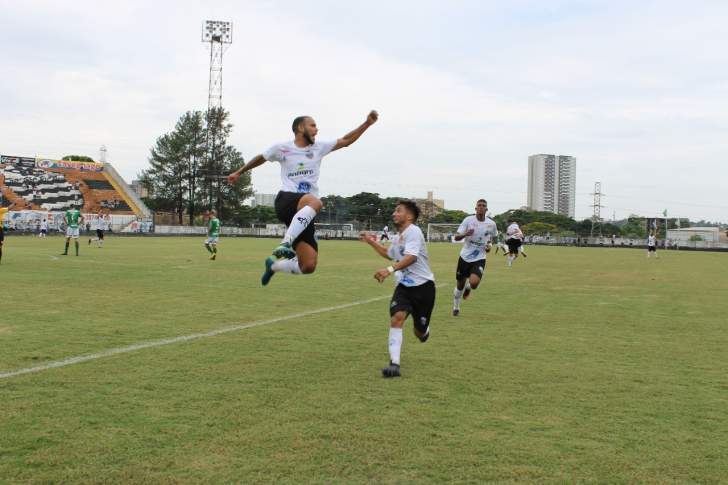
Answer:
[
  {"left": 96, "top": 229, "right": 104, "bottom": 239},
  {"left": 506, "top": 238, "right": 522, "bottom": 253},
  {"left": 0, "top": 230, "right": 4, "bottom": 243},
  {"left": 648, "top": 246, "right": 656, "bottom": 252},
  {"left": 274, "top": 191, "right": 317, "bottom": 251},
  {"left": 389, "top": 280, "right": 436, "bottom": 333},
  {"left": 456, "top": 257, "right": 485, "bottom": 280}
]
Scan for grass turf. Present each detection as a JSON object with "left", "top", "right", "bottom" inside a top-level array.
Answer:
[{"left": 1, "top": 235, "right": 727, "bottom": 482}]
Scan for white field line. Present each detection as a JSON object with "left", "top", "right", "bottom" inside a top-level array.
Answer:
[{"left": 1, "top": 285, "right": 442, "bottom": 380}]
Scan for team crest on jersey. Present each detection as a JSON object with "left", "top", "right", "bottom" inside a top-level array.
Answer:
[{"left": 305, "top": 150, "right": 314, "bottom": 159}]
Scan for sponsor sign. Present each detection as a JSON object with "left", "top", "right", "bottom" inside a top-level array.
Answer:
[
  {"left": 36, "top": 158, "right": 104, "bottom": 172},
  {"left": 1, "top": 155, "right": 36, "bottom": 167}
]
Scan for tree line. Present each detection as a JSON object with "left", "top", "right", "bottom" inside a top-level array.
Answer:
[{"left": 138, "top": 109, "right": 689, "bottom": 237}]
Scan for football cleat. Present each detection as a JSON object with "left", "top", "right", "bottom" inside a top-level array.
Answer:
[
  {"left": 272, "top": 242, "right": 296, "bottom": 259},
  {"left": 210, "top": 254, "right": 216, "bottom": 261},
  {"left": 261, "top": 256, "right": 276, "bottom": 286},
  {"left": 382, "top": 362, "right": 401, "bottom": 378},
  {"left": 463, "top": 287, "right": 471, "bottom": 300},
  {"left": 452, "top": 308, "right": 460, "bottom": 317},
  {"left": 418, "top": 328, "right": 430, "bottom": 343}
]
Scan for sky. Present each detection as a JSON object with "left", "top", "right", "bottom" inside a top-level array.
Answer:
[{"left": 1, "top": 0, "right": 727, "bottom": 222}]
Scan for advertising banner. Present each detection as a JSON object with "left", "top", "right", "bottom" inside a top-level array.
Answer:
[
  {"left": 35, "top": 158, "right": 104, "bottom": 172},
  {"left": 1, "top": 155, "right": 37, "bottom": 167}
]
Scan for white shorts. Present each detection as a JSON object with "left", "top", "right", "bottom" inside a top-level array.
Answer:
[
  {"left": 204, "top": 236, "right": 219, "bottom": 245},
  {"left": 66, "top": 227, "right": 80, "bottom": 238}
]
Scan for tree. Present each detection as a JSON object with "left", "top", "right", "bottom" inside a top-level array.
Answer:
[
  {"left": 62, "top": 155, "right": 95, "bottom": 162},
  {"left": 522, "top": 222, "right": 559, "bottom": 236}
]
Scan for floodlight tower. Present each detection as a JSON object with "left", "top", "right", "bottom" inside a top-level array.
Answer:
[
  {"left": 201, "top": 20, "right": 232, "bottom": 110},
  {"left": 201, "top": 20, "right": 232, "bottom": 215},
  {"left": 590, "top": 181, "right": 605, "bottom": 237}
]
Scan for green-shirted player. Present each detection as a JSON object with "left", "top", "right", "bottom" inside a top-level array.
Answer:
[
  {"left": 204, "top": 209, "right": 220, "bottom": 260},
  {"left": 62, "top": 207, "right": 84, "bottom": 256}
]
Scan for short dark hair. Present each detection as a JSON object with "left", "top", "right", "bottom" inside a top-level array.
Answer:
[
  {"left": 477, "top": 199, "right": 487, "bottom": 205},
  {"left": 397, "top": 199, "right": 420, "bottom": 221},
  {"left": 292, "top": 116, "right": 309, "bottom": 134}
]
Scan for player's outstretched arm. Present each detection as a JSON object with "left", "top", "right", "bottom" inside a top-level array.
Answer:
[
  {"left": 453, "top": 228, "right": 474, "bottom": 241},
  {"left": 332, "top": 110, "right": 378, "bottom": 152},
  {"left": 359, "top": 232, "right": 390, "bottom": 260},
  {"left": 228, "top": 154, "right": 267, "bottom": 184}
]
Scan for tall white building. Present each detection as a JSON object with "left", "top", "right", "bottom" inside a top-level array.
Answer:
[{"left": 527, "top": 154, "right": 576, "bottom": 218}]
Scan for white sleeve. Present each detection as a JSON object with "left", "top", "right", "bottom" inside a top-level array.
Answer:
[
  {"left": 456, "top": 219, "right": 469, "bottom": 235},
  {"left": 318, "top": 140, "right": 337, "bottom": 158},
  {"left": 403, "top": 231, "right": 422, "bottom": 257},
  {"left": 263, "top": 144, "right": 284, "bottom": 163}
]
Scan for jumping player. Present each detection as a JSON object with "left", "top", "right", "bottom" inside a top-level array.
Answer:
[{"left": 228, "top": 110, "right": 378, "bottom": 285}]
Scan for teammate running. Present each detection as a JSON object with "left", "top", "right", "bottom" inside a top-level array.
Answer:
[
  {"left": 505, "top": 218, "right": 524, "bottom": 267},
  {"left": 452, "top": 199, "right": 498, "bottom": 316},
  {"left": 360, "top": 200, "right": 435, "bottom": 378},
  {"left": 647, "top": 232, "right": 659, "bottom": 259}
]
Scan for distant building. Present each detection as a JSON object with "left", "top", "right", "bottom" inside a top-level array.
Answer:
[
  {"left": 527, "top": 154, "right": 576, "bottom": 218},
  {"left": 667, "top": 227, "right": 721, "bottom": 243},
  {"left": 413, "top": 191, "right": 445, "bottom": 219},
  {"left": 251, "top": 193, "right": 276, "bottom": 208}
]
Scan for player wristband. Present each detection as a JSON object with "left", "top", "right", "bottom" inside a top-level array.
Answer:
[{"left": 387, "top": 265, "right": 395, "bottom": 274}]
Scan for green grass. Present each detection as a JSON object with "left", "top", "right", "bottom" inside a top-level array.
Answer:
[{"left": 1, "top": 235, "right": 727, "bottom": 483}]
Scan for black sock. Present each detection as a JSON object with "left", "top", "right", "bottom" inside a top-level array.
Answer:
[
  {"left": 64, "top": 240, "right": 70, "bottom": 253},
  {"left": 75, "top": 241, "right": 79, "bottom": 255}
]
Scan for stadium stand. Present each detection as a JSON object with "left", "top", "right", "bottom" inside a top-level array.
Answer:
[{"left": 1, "top": 156, "right": 147, "bottom": 216}]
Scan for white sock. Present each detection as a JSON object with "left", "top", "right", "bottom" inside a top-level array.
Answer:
[
  {"left": 282, "top": 205, "right": 317, "bottom": 244},
  {"left": 388, "top": 327, "right": 403, "bottom": 365},
  {"left": 272, "top": 258, "right": 302, "bottom": 274},
  {"left": 453, "top": 287, "right": 463, "bottom": 308},
  {"left": 465, "top": 280, "right": 472, "bottom": 291}
]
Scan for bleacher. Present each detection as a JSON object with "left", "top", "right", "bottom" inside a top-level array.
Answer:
[{"left": 1, "top": 157, "right": 137, "bottom": 215}]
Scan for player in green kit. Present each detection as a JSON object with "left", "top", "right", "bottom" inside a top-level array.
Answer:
[
  {"left": 61, "top": 207, "right": 84, "bottom": 256},
  {"left": 204, "top": 209, "right": 220, "bottom": 260}
]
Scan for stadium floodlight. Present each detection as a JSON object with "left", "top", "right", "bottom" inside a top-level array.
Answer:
[{"left": 202, "top": 20, "right": 232, "bottom": 44}]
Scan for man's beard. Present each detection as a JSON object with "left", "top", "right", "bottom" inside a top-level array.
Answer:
[{"left": 303, "top": 132, "right": 315, "bottom": 145}]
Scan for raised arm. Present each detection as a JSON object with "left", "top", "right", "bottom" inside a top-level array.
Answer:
[
  {"left": 332, "top": 110, "right": 378, "bottom": 152},
  {"left": 227, "top": 154, "right": 267, "bottom": 184},
  {"left": 359, "top": 232, "right": 390, "bottom": 260}
]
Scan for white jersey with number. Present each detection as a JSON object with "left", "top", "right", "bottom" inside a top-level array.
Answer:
[
  {"left": 40, "top": 220, "right": 48, "bottom": 230},
  {"left": 97, "top": 217, "right": 108, "bottom": 231},
  {"left": 387, "top": 224, "right": 434, "bottom": 287},
  {"left": 457, "top": 215, "right": 498, "bottom": 262},
  {"left": 648, "top": 235, "right": 656, "bottom": 246},
  {"left": 506, "top": 223, "right": 523, "bottom": 240},
  {"left": 263, "top": 140, "right": 337, "bottom": 196}
]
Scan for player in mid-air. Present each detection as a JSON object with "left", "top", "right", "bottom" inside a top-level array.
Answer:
[
  {"left": 505, "top": 218, "right": 524, "bottom": 267},
  {"left": 452, "top": 199, "right": 498, "bottom": 316},
  {"left": 228, "top": 110, "right": 378, "bottom": 285},
  {"left": 360, "top": 200, "right": 435, "bottom": 378},
  {"left": 204, "top": 209, "right": 221, "bottom": 260},
  {"left": 61, "top": 206, "right": 84, "bottom": 256},
  {"left": 89, "top": 211, "right": 108, "bottom": 247},
  {"left": 647, "top": 232, "right": 658, "bottom": 258}
]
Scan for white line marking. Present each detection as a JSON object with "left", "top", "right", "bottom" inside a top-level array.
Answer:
[{"left": 1, "top": 285, "right": 443, "bottom": 380}]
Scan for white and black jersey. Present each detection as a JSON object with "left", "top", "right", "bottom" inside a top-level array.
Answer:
[
  {"left": 457, "top": 215, "right": 498, "bottom": 262},
  {"left": 263, "top": 140, "right": 337, "bottom": 196},
  {"left": 387, "top": 224, "right": 434, "bottom": 287}
]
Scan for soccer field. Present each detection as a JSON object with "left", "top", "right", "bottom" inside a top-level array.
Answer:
[{"left": 1, "top": 236, "right": 727, "bottom": 482}]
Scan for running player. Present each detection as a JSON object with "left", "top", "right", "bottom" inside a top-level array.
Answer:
[
  {"left": 380, "top": 224, "right": 390, "bottom": 242},
  {"left": 647, "top": 232, "right": 658, "bottom": 258},
  {"left": 228, "top": 110, "right": 378, "bottom": 285},
  {"left": 360, "top": 200, "right": 435, "bottom": 378},
  {"left": 204, "top": 209, "right": 221, "bottom": 260},
  {"left": 505, "top": 218, "right": 524, "bottom": 267},
  {"left": 89, "top": 211, "right": 108, "bottom": 247},
  {"left": 61, "top": 207, "right": 84, "bottom": 256},
  {"left": 452, "top": 199, "right": 498, "bottom": 316}
]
